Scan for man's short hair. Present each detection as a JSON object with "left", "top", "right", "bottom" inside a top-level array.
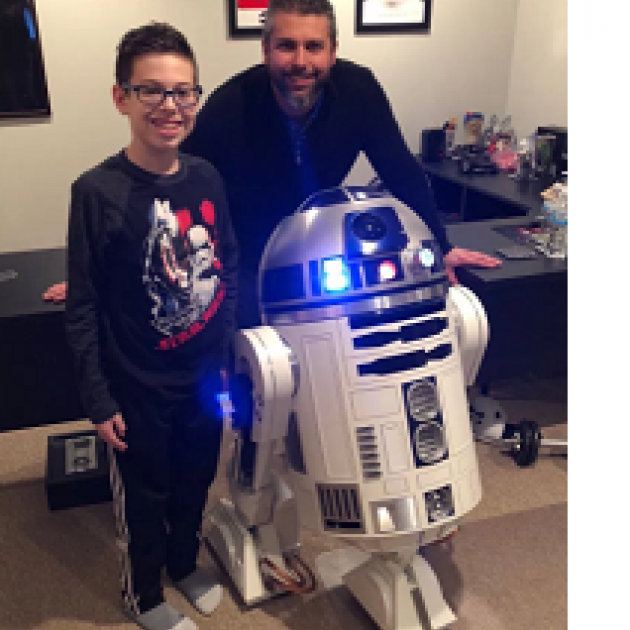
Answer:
[
  {"left": 263, "top": 0, "right": 337, "bottom": 46},
  {"left": 115, "top": 22, "right": 198, "bottom": 85}
]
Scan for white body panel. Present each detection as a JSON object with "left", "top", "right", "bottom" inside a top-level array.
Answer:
[
  {"left": 448, "top": 285, "right": 489, "bottom": 387},
  {"left": 277, "top": 293, "right": 482, "bottom": 550}
]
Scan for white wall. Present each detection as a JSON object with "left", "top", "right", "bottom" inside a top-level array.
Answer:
[
  {"left": 507, "top": 0, "right": 567, "bottom": 139},
  {"left": 0, "top": 0, "right": 520, "bottom": 254}
]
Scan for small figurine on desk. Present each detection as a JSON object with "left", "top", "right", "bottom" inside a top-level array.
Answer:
[
  {"left": 534, "top": 134, "right": 556, "bottom": 180},
  {"left": 481, "top": 114, "right": 499, "bottom": 146},
  {"left": 512, "top": 136, "right": 536, "bottom": 181},
  {"left": 456, "top": 113, "right": 500, "bottom": 175},
  {"left": 485, "top": 116, "right": 517, "bottom": 172},
  {"left": 515, "top": 132, "right": 556, "bottom": 183},
  {"left": 463, "top": 111, "right": 484, "bottom": 145},
  {"left": 498, "top": 115, "right": 516, "bottom": 145},
  {"left": 443, "top": 116, "right": 457, "bottom": 156}
]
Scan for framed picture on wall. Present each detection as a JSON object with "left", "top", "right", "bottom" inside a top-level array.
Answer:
[
  {"left": 356, "top": 0, "right": 432, "bottom": 35},
  {"left": 227, "top": 0, "right": 268, "bottom": 38},
  {"left": 0, "top": 0, "right": 51, "bottom": 118}
]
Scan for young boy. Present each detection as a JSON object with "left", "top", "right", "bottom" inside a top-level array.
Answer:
[{"left": 65, "top": 23, "right": 238, "bottom": 630}]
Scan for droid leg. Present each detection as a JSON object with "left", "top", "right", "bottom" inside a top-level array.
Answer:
[
  {"left": 203, "top": 327, "right": 316, "bottom": 604},
  {"left": 204, "top": 470, "right": 310, "bottom": 605},
  {"left": 343, "top": 552, "right": 455, "bottom": 630}
]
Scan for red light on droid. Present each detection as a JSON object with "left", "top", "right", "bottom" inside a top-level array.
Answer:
[{"left": 378, "top": 260, "right": 397, "bottom": 282}]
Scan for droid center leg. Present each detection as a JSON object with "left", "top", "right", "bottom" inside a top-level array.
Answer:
[{"left": 343, "top": 550, "right": 456, "bottom": 630}]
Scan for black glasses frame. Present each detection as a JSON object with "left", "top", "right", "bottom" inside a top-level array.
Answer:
[{"left": 121, "top": 84, "right": 203, "bottom": 108}]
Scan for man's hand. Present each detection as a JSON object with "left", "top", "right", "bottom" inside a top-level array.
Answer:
[
  {"left": 42, "top": 281, "right": 68, "bottom": 303},
  {"left": 443, "top": 247, "right": 502, "bottom": 285},
  {"left": 95, "top": 413, "right": 127, "bottom": 452}
]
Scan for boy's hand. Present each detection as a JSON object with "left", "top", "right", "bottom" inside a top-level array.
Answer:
[
  {"left": 95, "top": 413, "right": 127, "bottom": 452},
  {"left": 42, "top": 281, "right": 68, "bottom": 303}
]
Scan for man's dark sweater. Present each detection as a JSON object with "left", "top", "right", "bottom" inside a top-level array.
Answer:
[{"left": 181, "top": 59, "right": 451, "bottom": 325}]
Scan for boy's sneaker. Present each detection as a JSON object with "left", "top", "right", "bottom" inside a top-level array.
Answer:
[
  {"left": 125, "top": 601, "right": 199, "bottom": 630},
  {"left": 172, "top": 567, "right": 223, "bottom": 616}
]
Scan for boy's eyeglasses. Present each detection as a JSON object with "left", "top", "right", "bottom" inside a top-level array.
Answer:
[{"left": 121, "top": 84, "right": 203, "bottom": 108}]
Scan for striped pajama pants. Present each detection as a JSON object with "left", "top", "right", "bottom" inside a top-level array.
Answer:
[{"left": 106, "top": 379, "right": 224, "bottom": 614}]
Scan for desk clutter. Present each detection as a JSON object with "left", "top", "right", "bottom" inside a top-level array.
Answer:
[
  {"left": 421, "top": 113, "right": 567, "bottom": 183},
  {"left": 451, "top": 145, "right": 499, "bottom": 175},
  {"left": 492, "top": 181, "right": 568, "bottom": 260}
]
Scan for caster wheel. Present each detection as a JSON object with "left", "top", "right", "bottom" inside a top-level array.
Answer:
[{"left": 512, "top": 420, "right": 541, "bottom": 467}]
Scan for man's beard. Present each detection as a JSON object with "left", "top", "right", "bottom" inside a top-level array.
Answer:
[
  {"left": 285, "top": 89, "right": 319, "bottom": 113},
  {"left": 273, "top": 71, "right": 328, "bottom": 114}
]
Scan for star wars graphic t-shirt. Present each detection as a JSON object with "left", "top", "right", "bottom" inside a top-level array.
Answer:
[{"left": 65, "top": 151, "right": 239, "bottom": 424}]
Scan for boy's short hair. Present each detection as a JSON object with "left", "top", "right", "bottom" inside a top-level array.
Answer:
[
  {"left": 115, "top": 22, "right": 198, "bottom": 85},
  {"left": 263, "top": 0, "right": 337, "bottom": 46}
]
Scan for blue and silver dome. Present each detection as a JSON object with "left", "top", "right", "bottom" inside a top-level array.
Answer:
[{"left": 258, "top": 187, "right": 449, "bottom": 325}]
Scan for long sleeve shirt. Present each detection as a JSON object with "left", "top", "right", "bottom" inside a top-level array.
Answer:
[{"left": 65, "top": 151, "right": 238, "bottom": 424}]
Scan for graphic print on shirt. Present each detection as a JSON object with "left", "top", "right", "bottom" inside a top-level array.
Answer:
[{"left": 143, "top": 198, "right": 224, "bottom": 345}]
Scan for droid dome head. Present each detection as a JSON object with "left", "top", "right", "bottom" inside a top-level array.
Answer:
[{"left": 258, "top": 187, "right": 449, "bottom": 325}]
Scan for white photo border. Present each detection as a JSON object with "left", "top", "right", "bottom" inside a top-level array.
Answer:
[
  {"left": 227, "top": 0, "right": 268, "bottom": 39},
  {"left": 356, "top": 0, "right": 432, "bottom": 35}
]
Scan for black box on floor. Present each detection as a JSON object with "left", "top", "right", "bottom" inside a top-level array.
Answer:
[{"left": 45, "top": 430, "right": 112, "bottom": 511}]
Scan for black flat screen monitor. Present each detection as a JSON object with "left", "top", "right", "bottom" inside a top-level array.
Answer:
[{"left": 0, "top": 0, "right": 50, "bottom": 118}]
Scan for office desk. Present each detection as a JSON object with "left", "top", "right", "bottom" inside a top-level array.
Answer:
[
  {"left": 446, "top": 216, "right": 567, "bottom": 383},
  {"left": 0, "top": 249, "right": 83, "bottom": 432},
  {"left": 421, "top": 158, "right": 550, "bottom": 222}
]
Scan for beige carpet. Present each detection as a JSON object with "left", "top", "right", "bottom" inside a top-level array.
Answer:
[{"left": 0, "top": 377, "right": 567, "bottom": 630}]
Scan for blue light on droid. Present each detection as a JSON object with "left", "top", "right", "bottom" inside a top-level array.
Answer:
[
  {"left": 216, "top": 392, "right": 234, "bottom": 416},
  {"left": 199, "top": 369, "right": 231, "bottom": 426},
  {"left": 322, "top": 256, "right": 350, "bottom": 292}
]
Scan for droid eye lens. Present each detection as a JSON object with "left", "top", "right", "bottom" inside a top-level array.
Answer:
[{"left": 351, "top": 212, "right": 387, "bottom": 242}]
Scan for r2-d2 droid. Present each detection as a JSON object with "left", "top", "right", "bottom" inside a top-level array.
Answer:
[{"left": 204, "top": 187, "right": 489, "bottom": 630}]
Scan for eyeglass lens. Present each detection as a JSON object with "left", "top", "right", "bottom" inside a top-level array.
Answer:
[{"left": 135, "top": 86, "right": 200, "bottom": 107}]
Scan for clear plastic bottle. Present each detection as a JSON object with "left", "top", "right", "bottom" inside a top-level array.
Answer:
[{"left": 545, "top": 189, "right": 568, "bottom": 259}]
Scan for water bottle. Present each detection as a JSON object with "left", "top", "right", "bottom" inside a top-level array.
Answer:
[{"left": 544, "top": 190, "right": 568, "bottom": 259}]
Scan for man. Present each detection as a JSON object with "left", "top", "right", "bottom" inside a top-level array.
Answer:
[
  {"left": 44, "top": 0, "right": 500, "bottom": 323},
  {"left": 181, "top": 0, "right": 499, "bottom": 327}
]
